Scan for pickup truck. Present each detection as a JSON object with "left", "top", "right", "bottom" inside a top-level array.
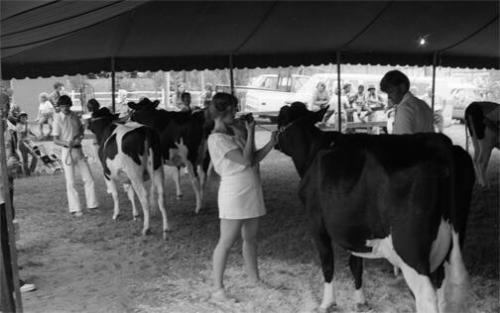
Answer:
[{"left": 243, "top": 74, "right": 310, "bottom": 113}]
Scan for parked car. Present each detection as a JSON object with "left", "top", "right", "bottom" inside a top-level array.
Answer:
[
  {"left": 243, "top": 74, "right": 310, "bottom": 112},
  {"left": 448, "top": 83, "right": 486, "bottom": 122}
]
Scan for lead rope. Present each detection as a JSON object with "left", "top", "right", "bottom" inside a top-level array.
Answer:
[{"left": 64, "top": 134, "right": 83, "bottom": 166}]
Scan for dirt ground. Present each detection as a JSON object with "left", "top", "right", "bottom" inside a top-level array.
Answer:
[{"left": 11, "top": 124, "right": 499, "bottom": 313}]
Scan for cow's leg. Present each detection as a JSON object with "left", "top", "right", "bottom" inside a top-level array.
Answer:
[
  {"left": 477, "top": 137, "right": 494, "bottom": 188},
  {"left": 348, "top": 255, "right": 369, "bottom": 311},
  {"left": 437, "top": 231, "right": 468, "bottom": 313},
  {"left": 123, "top": 183, "right": 139, "bottom": 220},
  {"left": 470, "top": 137, "right": 484, "bottom": 186},
  {"left": 129, "top": 179, "right": 151, "bottom": 236},
  {"left": 399, "top": 262, "right": 438, "bottom": 313},
  {"left": 105, "top": 178, "right": 120, "bottom": 220},
  {"left": 165, "top": 165, "right": 183, "bottom": 199},
  {"left": 153, "top": 169, "right": 170, "bottom": 238},
  {"left": 311, "top": 223, "right": 336, "bottom": 311},
  {"left": 185, "top": 162, "right": 202, "bottom": 213}
]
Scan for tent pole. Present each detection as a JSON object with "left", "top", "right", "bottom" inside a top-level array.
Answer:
[
  {"left": 111, "top": 57, "right": 116, "bottom": 113},
  {"left": 0, "top": 82, "right": 23, "bottom": 312},
  {"left": 229, "top": 55, "right": 235, "bottom": 97},
  {"left": 336, "top": 51, "right": 342, "bottom": 132},
  {"left": 431, "top": 52, "right": 437, "bottom": 112}
]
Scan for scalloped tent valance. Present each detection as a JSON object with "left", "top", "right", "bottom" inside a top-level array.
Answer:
[{"left": 1, "top": 1, "right": 498, "bottom": 79}]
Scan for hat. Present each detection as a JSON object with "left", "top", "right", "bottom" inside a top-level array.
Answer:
[{"left": 368, "top": 84, "right": 376, "bottom": 90}]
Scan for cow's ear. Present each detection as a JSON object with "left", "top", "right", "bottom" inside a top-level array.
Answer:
[
  {"left": 313, "top": 106, "right": 329, "bottom": 122},
  {"left": 127, "top": 101, "right": 138, "bottom": 110}
]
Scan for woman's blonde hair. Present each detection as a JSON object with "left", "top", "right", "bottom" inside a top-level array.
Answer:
[{"left": 209, "top": 92, "right": 238, "bottom": 120}]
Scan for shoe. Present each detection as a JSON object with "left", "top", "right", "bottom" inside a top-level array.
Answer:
[
  {"left": 87, "top": 207, "right": 99, "bottom": 210},
  {"left": 20, "top": 281, "right": 36, "bottom": 293},
  {"left": 71, "top": 211, "right": 83, "bottom": 217}
]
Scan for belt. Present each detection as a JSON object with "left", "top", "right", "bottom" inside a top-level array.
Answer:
[{"left": 62, "top": 144, "right": 82, "bottom": 148}]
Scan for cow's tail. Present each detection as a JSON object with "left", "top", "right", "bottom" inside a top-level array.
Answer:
[{"left": 465, "top": 102, "right": 484, "bottom": 139}]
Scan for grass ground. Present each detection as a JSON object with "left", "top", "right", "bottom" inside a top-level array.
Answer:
[{"left": 11, "top": 124, "right": 499, "bottom": 313}]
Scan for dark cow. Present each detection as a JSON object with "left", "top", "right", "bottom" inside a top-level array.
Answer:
[
  {"left": 276, "top": 103, "right": 474, "bottom": 313},
  {"left": 128, "top": 98, "right": 212, "bottom": 213},
  {"left": 88, "top": 108, "right": 170, "bottom": 238},
  {"left": 465, "top": 101, "right": 499, "bottom": 187}
]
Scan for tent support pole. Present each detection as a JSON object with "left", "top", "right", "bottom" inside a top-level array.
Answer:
[
  {"left": 111, "top": 57, "right": 116, "bottom": 113},
  {"left": 229, "top": 55, "right": 235, "bottom": 97},
  {"left": 431, "top": 52, "right": 437, "bottom": 112},
  {"left": 0, "top": 65, "right": 23, "bottom": 312},
  {"left": 336, "top": 51, "right": 342, "bottom": 132}
]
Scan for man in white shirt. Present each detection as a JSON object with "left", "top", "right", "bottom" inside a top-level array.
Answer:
[
  {"left": 380, "top": 70, "right": 434, "bottom": 134},
  {"left": 53, "top": 95, "right": 98, "bottom": 216}
]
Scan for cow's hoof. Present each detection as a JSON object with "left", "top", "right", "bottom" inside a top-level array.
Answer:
[
  {"left": 142, "top": 228, "right": 152, "bottom": 236},
  {"left": 355, "top": 302, "right": 371, "bottom": 312},
  {"left": 133, "top": 214, "right": 140, "bottom": 221},
  {"left": 176, "top": 194, "right": 183, "bottom": 200},
  {"left": 112, "top": 214, "right": 120, "bottom": 221},
  {"left": 162, "top": 230, "right": 171, "bottom": 240},
  {"left": 316, "top": 304, "right": 338, "bottom": 313}
]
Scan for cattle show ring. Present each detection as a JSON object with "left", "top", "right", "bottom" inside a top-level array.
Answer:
[{"left": 1, "top": 2, "right": 499, "bottom": 313}]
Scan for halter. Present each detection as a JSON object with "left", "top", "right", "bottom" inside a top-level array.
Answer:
[{"left": 276, "top": 117, "right": 302, "bottom": 139}]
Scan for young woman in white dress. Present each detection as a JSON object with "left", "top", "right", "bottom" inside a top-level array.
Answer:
[{"left": 207, "top": 93, "right": 277, "bottom": 301}]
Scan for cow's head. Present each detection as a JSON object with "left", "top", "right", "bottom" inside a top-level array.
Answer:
[
  {"left": 128, "top": 97, "right": 160, "bottom": 120},
  {"left": 276, "top": 102, "right": 327, "bottom": 150},
  {"left": 88, "top": 107, "right": 118, "bottom": 142},
  {"left": 276, "top": 102, "right": 328, "bottom": 176}
]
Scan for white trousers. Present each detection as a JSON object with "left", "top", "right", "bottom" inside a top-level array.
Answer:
[{"left": 61, "top": 147, "right": 98, "bottom": 213}]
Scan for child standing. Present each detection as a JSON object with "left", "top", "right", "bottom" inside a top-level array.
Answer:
[{"left": 16, "top": 112, "right": 38, "bottom": 176}]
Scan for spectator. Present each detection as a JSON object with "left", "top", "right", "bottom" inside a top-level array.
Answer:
[
  {"left": 201, "top": 83, "right": 215, "bottom": 108},
  {"left": 16, "top": 112, "right": 38, "bottom": 176},
  {"left": 342, "top": 83, "right": 356, "bottom": 122},
  {"left": 179, "top": 92, "right": 192, "bottom": 112},
  {"left": 207, "top": 93, "right": 277, "bottom": 302},
  {"left": 37, "top": 92, "right": 54, "bottom": 138},
  {"left": 1, "top": 93, "right": 36, "bottom": 311},
  {"left": 49, "top": 82, "right": 65, "bottom": 106},
  {"left": 52, "top": 95, "right": 98, "bottom": 216},
  {"left": 352, "top": 84, "right": 367, "bottom": 121},
  {"left": 117, "top": 89, "right": 130, "bottom": 119},
  {"left": 174, "top": 83, "right": 187, "bottom": 107},
  {"left": 8, "top": 103, "right": 21, "bottom": 125},
  {"left": 311, "top": 82, "right": 330, "bottom": 111},
  {"left": 380, "top": 70, "right": 434, "bottom": 134}
]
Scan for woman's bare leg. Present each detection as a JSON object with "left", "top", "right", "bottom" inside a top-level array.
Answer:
[
  {"left": 241, "top": 217, "right": 260, "bottom": 283},
  {"left": 212, "top": 219, "right": 242, "bottom": 290}
]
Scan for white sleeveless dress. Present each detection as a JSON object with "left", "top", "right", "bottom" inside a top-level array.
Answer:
[{"left": 207, "top": 133, "right": 266, "bottom": 220}]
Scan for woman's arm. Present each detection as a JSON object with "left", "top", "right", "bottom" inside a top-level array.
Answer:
[
  {"left": 224, "top": 120, "right": 255, "bottom": 166},
  {"left": 253, "top": 131, "right": 277, "bottom": 164}
]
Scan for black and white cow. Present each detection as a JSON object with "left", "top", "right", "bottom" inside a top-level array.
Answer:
[
  {"left": 128, "top": 98, "right": 212, "bottom": 213},
  {"left": 88, "top": 108, "right": 170, "bottom": 238},
  {"left": 276, "top": 103, "right": 475, "bottom": 313},
  {"left": 465, "top": 101, "right": 499, "bottom": 187}
]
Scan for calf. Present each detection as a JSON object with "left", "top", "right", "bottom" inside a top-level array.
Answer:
[
  {"left": 128, "top": 98, "right": 212, "bottom": 213},
  {"left": 88, "top": 108, "right": 169, "bottom": 238},
  {"left": 276, "top": 103, "right": 474, "bottom": 313},
  {"left": 465, "top": 101, "right": 499, "bottom": 187}
]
